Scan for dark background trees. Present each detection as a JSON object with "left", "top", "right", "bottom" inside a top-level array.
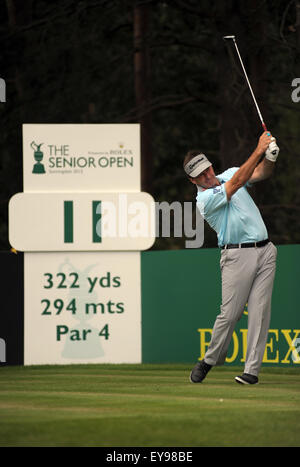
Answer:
[{"left": 0, "top": 0, "right": 299, "bottom": 250}]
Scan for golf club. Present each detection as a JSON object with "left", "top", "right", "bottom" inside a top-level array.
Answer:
[{"left": 223, "top": 35, "right": 267, "bottom": 132}]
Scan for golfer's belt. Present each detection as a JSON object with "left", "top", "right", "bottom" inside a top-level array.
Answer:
[{"left": 221, "top": 239, "right": 270, "bottom": 250}]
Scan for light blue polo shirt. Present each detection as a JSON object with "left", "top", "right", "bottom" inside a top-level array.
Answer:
[{"left": 196, "top": 167, "right": 268, "bottom": 247}]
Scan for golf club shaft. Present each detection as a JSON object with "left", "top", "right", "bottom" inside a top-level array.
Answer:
[{"left": 226, "top": 36, "right": 267, "bottom": 132}]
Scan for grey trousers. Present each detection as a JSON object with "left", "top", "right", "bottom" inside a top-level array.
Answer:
[{"left": 204, "top": 241, "right": 277, "bottom": 376}]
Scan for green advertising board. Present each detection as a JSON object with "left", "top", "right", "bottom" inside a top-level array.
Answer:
[{"left": 141, "top": 244, "right": 300, "bottom": 367}]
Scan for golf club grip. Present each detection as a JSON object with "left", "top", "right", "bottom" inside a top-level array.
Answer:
[{"left": 262, "top": 122, "right": 267, "bottom": 132}]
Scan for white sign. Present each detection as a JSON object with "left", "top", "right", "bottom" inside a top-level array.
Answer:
[
  {"left": 0, "top": 338, "right": 6, "bottom": 362},
  {"left": 24, "top": 252, "right": 141, "bottom": 365},
  {"left": 13, "top": 124, "right": 146, "bottom": 365},
  {"left": 23, "top": 124, "right": 141, "bottom": 192},
  {"left": 9, "top": 192, "right": 155, "bottom": 251}
]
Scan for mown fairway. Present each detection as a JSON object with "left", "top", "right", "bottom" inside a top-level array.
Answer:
[{"left": 0, "top": 364, "right": 299, "bottom": 447}]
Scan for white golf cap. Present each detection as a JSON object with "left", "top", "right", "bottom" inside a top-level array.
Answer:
[{"left": 184, "top": 153, "right": 212, "bottom": 178}]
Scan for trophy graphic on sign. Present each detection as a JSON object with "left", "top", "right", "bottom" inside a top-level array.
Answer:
[
  {"left": 59, "top": 258, "right": 105, "bottom": 360},
  {"left": 31, "top": 141, "right": 46, "bottom": 174}
]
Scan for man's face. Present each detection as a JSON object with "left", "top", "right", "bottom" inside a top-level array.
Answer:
[{"left": 189, "top": 165, "right": 219, "bottom": 189}]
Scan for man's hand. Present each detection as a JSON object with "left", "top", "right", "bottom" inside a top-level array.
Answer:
[
  {"left": 256, "top": 131, "right": 272, "bottom": 155},
  {"left": 265, "top": 137, "right": 280, "bottom": 162},
  {"left": 225, "top": 131, "right": 272, "bottom": 201}
]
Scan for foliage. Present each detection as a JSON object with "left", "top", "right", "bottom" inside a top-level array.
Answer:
[{"left": 0, "top": 0, "right": 299, "bottom": 250}]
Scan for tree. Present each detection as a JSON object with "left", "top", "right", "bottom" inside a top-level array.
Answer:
[
  {"left": 133, "top": 2, "right": 153, "bottom": 193},
  {"left": 0, "top": 0, "right": 299, "bottom": 250}
]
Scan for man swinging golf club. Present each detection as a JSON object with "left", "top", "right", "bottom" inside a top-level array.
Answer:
[{"left": 184, "top": 131, "right": 279, "bottom": 384}]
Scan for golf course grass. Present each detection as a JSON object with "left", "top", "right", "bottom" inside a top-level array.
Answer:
[{"left": 0, "top": 364, "right": 299, "bottom": 447}]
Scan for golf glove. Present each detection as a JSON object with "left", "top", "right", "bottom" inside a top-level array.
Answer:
[{"left": 265, "top": 137, "right": 279, "bottom": 162}]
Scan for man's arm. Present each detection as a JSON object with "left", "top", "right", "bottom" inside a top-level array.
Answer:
[
  {"left": 248, "top": 157, "right": 274, "bottom": 183},
  {"left": 225, "top": 132, "right": 272, "bottom": 201}
]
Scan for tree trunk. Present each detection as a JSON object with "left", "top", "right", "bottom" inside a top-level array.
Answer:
[
  {"left": 216, "top": 1, "right": 268, "bottom": 175},
  {"left": 216, "top": 1, "right": 254, "bottom": 171},
  {"left": 295, "top": 0, "right": 300, "bottom": 70},
  {"left": 6, "top": 0, "right": 33, "bottom": 102},
  {"left": 246, "top": 0, "right": 269, "bottom": 205},
  {"left": 133, "top": 3, "right": 153, "bottom": 193}
]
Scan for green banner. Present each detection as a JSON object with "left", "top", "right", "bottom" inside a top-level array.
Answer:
[{"left": 141, "top": 245, "right": 300, "bottom": 367}]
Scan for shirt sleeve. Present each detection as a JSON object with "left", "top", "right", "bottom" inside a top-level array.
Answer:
[
  {"left": 221, "top": 167, "right": 239, "bottom": 179},
  {"left": 197, "top": 184, "right": 228, "bottom": 217},
  {"left": 223, "top": 166, "right": 251, "bottom": 188}
]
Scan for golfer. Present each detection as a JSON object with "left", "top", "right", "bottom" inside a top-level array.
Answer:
[{"left": 184, "top": 131, "right": 279, "bottom": 384}]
